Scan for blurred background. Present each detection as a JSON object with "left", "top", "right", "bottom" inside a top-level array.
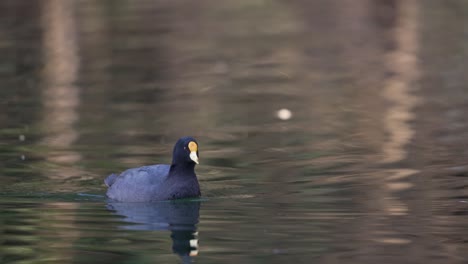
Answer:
[{"left": 1, "top": 0, "right": 468, "bottom": 263}]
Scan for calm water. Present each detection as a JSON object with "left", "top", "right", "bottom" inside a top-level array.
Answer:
[{"left": 2, "top": 0, "right": 468, "bottom": 263}]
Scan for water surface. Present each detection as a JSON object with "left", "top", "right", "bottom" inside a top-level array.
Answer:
[{"left": 1, "top": 0, "right": 468, "bottom": 263}]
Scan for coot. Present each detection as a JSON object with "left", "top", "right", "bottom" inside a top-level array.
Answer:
[{"left": 105, "top": 137, "right": 200, "bottom": 202}]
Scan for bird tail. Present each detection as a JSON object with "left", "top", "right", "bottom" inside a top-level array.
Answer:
[{"left": 104, "top": 173, "right": 118, "bottom": 187}]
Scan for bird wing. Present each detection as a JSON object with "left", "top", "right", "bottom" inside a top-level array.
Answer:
[{"left": 106, "top": 164, "right": 171, "bottom": 202}]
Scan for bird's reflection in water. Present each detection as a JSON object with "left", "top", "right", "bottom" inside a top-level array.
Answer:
[{"left": 106, "top": 200, "right": 200, "bottom": 262}]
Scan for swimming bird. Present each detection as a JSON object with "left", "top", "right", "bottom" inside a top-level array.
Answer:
[{"left": 105, "top": 137, "right": 201, "bottom": 202}]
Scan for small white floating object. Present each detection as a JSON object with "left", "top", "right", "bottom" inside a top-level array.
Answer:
[
  {"left": 19, "top": 134, "right": 25, "bottom": 141},
  {"left": 277, "top": 108, "right": 292, "bottom": 120}
]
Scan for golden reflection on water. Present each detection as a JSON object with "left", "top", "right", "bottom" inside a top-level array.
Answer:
[
  {"left": 40, "top": 0, "right": 82, "bottom": 178},
  {"left": 380, "top": 3, "right": 421, "bottom": 164},
  {"left": 375, "top": 0, "right": 420, "bottom": 245}
]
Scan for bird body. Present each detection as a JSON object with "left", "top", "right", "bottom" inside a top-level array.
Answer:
[{"left": 105, "top": 137, "right": 201, "bottom": 202}]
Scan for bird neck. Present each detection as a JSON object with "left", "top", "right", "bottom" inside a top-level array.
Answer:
[{"left": 169, "top": 163, "right": 196, "bottom": 177}]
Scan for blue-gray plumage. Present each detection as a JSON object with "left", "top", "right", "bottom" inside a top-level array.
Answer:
[{"left": 105, "top": 137, "right": 201, "bottom": 202}]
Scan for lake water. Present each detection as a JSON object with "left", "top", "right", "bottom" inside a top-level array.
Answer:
[{"left": 1, "top": 0, "right": 468, "bottom": 263}]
